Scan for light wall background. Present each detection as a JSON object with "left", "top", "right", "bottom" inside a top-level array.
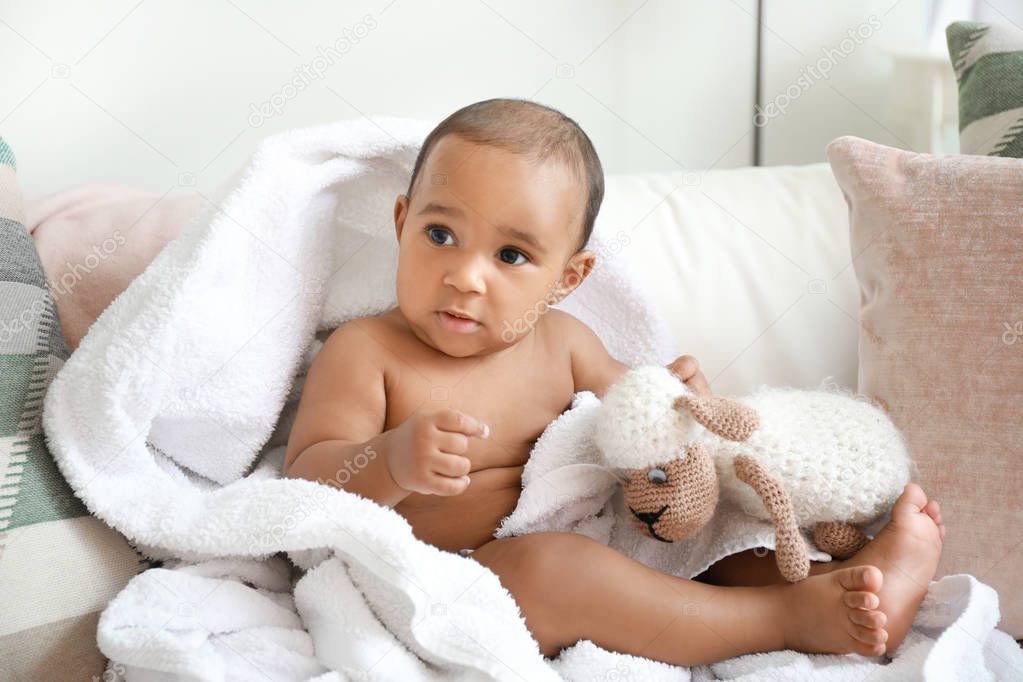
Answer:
[{"left": 2, "top": 0, "right": 1021, "bottom": 198}]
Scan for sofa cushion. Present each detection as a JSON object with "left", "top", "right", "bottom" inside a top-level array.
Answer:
[
  {"left": 26, "top": 184, "right": 201, "bottom": 350},
  {"left": 946, "top": 20, "right": 1023, "bottom": 157},
  {"left": 826, "top": 135, "right": 1023, "bottom": 637},
  {"left": 603, "top": 163, "right": 856, "bottom": 396}
]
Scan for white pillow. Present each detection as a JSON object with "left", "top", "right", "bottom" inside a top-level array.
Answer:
[{"left": 600, "top": 163, "right": 856, "bottom": 396}]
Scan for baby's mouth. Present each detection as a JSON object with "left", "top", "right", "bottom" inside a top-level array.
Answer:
[
  {"left": 442, "top": 308, "right": 475, "bottom": 320},
  {"left": 437, "top": 310, "right": 482, "bottom": 333}
]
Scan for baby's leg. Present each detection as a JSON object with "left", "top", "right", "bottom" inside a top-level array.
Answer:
[
  {"left": 696, "top": 548, "right": 837, "bottom": 587},
  {"left": 471, "top": 531, "right": 888, "bottom": 665},
  {"left": 697, "top": 483, "right": 946, "bottom": 654}
]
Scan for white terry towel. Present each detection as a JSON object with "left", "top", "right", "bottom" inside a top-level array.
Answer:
[
  {"left": 41, "top": 115, "right": 670, "bottom": 680},
  {"left": 43, "top": 116, "right": 1021, "bottom": 681}
]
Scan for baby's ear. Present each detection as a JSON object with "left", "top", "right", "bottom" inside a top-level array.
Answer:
[
  {"left": 393, "top": 193, "right": 409, "bottom": 241},
  {"left": 551, "top": 249, "right": 596, "bottom": 303},
  {"left": 672, "top": 395, "right": 760, "bottom": 441}
]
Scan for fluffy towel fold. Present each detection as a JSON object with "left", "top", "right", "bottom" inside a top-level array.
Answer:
[{"left": 42, "top": 117, "right": 1021, "bottom": 680}]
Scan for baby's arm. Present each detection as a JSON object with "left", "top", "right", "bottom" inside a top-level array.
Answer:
[
  {"left": 284, "top": 320, "right": 489, "bottom": 506},
  {"left": 563, "top": 313, "right": 712, "bottom": 397},
  {"left": 565, "top": 314, "right": 630, "bottom": 399},
  {"left": 283, "top": 321, "right": 409, "bottom": 507}
]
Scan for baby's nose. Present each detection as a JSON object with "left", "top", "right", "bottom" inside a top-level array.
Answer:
[{"left": 443, "top": 259, "right": 486, "bottom": 294}]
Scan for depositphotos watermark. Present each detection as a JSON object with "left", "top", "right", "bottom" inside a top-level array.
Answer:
[
  {"left": 248, "top": 15, "right": 378, "bottom": 127},
  {"left": 754, "top": 15, "right": 882, "bottom": 127},
  {"left": 500, "top": 229, "right": 631, "bottom": 343},
  {"left": 251, "top": 444, "right": 378, "bottom": 549},
  {"left": 50, "top": 230, "right": 128, "bottom": 299},
  {"left": 320, "top": 444, "right": 379, "bottom": 488},
  {"left": 1003, "top": 321, "right": 1022, "bottom": 346},
  {"left": 0, "top": 230, "right": 127, "bottom": 345}
]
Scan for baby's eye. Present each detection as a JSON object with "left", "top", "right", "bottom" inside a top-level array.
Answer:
[
  {"left": 426, "top": 225, "right": 454, "bottom": 246},
  {"left": 499, "top": 248, "right": 528, "bottom": 266}
]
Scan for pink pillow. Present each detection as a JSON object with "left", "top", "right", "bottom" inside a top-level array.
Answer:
[
  {"left": 26, "top": 184, "right": 201, "bottom": 349},
  {"left": 827, "top": 136, "right": 1023, "bottom": 636}
]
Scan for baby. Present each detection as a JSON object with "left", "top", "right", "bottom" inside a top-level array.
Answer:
[{"left": 283, "top": 98, "right": 946, "bottom": 666}]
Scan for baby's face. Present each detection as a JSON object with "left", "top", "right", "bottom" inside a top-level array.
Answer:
[{"left": 393, "top": 134, "right": 594, "bottom": 358}]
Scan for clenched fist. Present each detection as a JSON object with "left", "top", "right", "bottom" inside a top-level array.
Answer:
[{"left": 385, "top": 408, "right": 490, "bottom": 496}]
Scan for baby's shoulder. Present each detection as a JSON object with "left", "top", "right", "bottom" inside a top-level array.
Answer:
[
  {"left": 317, "top": 313, "right": 395, "bottom": 368},
  {"left": 543, "top": 309, "right": 629, "bottom": 396},
  {"left": 540, "top": 308, "right": 592, "bottom": 347},
  {"left": 540, "top": 307, "right": 573, "bottom": 333}
]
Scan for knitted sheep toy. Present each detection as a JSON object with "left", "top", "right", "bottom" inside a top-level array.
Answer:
[{"left": 593, "top": 366, "right": 913, "bottom": 582}]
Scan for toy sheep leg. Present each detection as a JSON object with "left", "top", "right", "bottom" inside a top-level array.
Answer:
[
  {"left": 733, "top": 455, "right": 810, "bottom": 582},
  {"left": 814, "top": 522, "right": 869, "bottom": 559}
]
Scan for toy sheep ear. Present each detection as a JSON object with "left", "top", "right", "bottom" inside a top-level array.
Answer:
[
  {"left": 672, "top": 395, "right": 760, "bottom": 441},
  {"left": 609, "top": 467, "right": 632, "bottom": 485}
]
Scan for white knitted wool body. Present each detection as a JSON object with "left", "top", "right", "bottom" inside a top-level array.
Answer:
[
  {"left": 713, "top": 385, "right": 912, "bottom": 526},
  {"left": 595, "top": 366, "right": 913, "bottom": 529},
  {"left": 595, "top": 365, "right": 706, "bottom": 470}
]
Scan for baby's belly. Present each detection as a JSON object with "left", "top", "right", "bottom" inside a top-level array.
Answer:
[{"left": 393, "top": 464, "right": 524, "bottom": 553}]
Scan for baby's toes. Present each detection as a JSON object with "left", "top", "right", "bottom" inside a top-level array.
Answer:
[
  {"left": 853, "top": 640, "right": 888, "bottom": 657},
  {"left": 848, "top": 607, "right": 887, "bottom": 630},
  {"left": 893, "top": 483, "right": 928, "bottom": 518},
  {"left": 836, "top": 564, "right": 883, "bottom": 595},
  {"left": 842, "top": 590, "right": 880, "bottom": 610},
  {"left": 847, "top": 620, "right": 888, "bottom": 650},
  {"left": 923, "top": 499, "right": 942, "bottom": 525}
]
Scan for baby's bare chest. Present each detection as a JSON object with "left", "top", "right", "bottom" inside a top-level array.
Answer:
[{"left": 382, "top": 343, "right": 575, "bottom": 471}]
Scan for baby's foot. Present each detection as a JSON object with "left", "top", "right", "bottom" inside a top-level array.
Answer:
[
  {"left": 836, "top": 483, "right": 944, "bottom": 654},
  {"left": 781, "top": 564, "right": 889, "bottom": 657}
]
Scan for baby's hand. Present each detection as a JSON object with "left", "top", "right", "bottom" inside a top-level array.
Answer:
[
  {"left": 667, "top": 355, "right": 712, "bottom": 396},
  {"left": 385, "top": 409, "right": 490, "bottom": 496}
]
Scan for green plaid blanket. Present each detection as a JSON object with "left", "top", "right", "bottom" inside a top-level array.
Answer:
[{"left": 0, "top": 137, "right": 145, "bottom": 680}]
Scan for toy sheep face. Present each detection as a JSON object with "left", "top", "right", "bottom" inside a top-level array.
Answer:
[
  {"left": 595, "top": 365, "right": 762, "bottom": 544},
  {"left": 621, "top": 441, "right": 720, "bottom": 542}
]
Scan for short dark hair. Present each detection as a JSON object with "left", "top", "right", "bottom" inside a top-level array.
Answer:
[{"left": 405, "top": 98, "right": 604, "bottom": 253}]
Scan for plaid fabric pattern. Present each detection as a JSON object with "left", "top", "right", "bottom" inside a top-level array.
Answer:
[
  {"left": 947, "top": 20, "right": 1023, "bottom": 157},
  {"left": 0, "top": 137, "right": 146, "bottom": 681}
]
